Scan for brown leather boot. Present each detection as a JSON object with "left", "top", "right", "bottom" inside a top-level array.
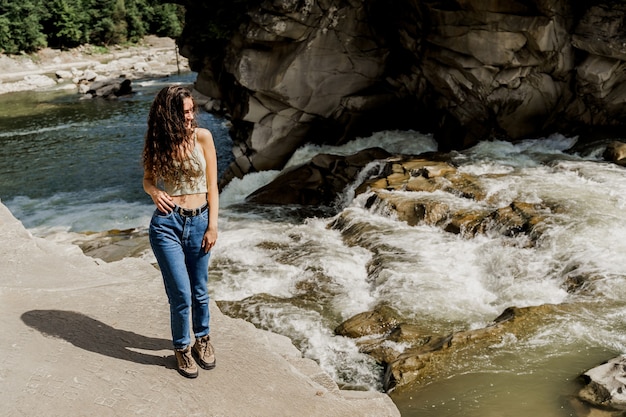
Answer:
[
  {"left": 192, "top": 335, "right": 216, "bottom": 370},
  {"left": 174, "top": 346, "right": 198, "bottom": 378}
]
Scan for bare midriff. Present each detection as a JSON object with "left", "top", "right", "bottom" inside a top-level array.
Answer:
[{"left": 172, "top": 192, "right": 207, "bottom": 210}]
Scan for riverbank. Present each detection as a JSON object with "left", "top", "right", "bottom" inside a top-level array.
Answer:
[
  {"left": 0, "top": 201, "right": 399, "bottom": 416},
  {"left": 0, "top": 36, "right": 188, "bottom": 95}
]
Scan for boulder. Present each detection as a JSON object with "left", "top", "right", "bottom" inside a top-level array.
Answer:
[
  {"left": 22, "top": 74, "right": 56, "bottom": 89},
  {"left": 334, "top": 304, "right": 569, "bottom": 392},
  {"left": 327, "top": 153, "right": 549, "bottom": 242},
  {"left": 246, "top": 147, "right": 392, "bottom": 206},
  {"left": 55, "top": 69, "right": 73, "bottom": 80},
  {"left": 603, "top": 141, "right": 626, "bottom": 166},
  {"left": 579, "top": 355, "right": 626, "bottom": 410},
  {"left": 84, "top": 78, "right": 132, "bottom": 99}
]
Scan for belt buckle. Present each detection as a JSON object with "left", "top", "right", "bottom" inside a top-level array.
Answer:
[
  {"left": 183, "top": 207, "right": 196, "bottom": 216},
  {"left": 178, "top": 205, "right": 204, "bottom": 217}
]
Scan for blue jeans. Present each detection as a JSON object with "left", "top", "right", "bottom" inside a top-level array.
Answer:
[{"left": 149, "top": 206, "right": 211, "bottom": 349}]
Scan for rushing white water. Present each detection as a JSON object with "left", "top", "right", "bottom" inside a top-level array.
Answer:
[
  {"left": 212, "top": 131, "right": 626, "bottom": 416},
  {"left": 3, "top": 81, "right": 626, "bottom": 416}
]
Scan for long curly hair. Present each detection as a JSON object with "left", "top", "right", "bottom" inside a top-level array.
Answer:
[{"left": 142, "top": 85, "right": 200, "bottom": 187}]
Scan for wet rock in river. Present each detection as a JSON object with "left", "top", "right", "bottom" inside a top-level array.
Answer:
[
  {"left": 334, "top": 305, "right": 402, "bottom": 339},
  {"left": 366, "top": 191, "right": 548, "bottom": 243},
  {"left": 579, "top": 355, "right": 626, "bottom": 411},
  {"left": 81, "top": 77, "right": 132, "bottom": 99},
  {"left": 250, "top": 149, "right": 552, "bottom": 244},
  {"left": 245, "top": 147, "right": 391, "bottom": 206},
  {"left": 336, "top": 304, "right": 568, "bottom": 392},
  {"left": 603, "top": 141, "right": 626, "bottom": 166}
]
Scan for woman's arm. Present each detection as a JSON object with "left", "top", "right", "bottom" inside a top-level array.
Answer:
[
  {"left": 197, "top": 128, "right": 219, "bottom": 252},
  {"left": 143, "top": 171, "right": 175, "bottom": 213}
]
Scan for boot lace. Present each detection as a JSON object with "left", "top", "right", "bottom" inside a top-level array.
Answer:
[
  {"left": 196, "top": 336, "right": 214, "bottom": 359},
  {"left": 178, "top": 349, "right": 194, "bottom": 368}
]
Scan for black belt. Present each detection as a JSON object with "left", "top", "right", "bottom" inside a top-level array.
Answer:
[{"left": 175, "top": 204, "right": 208, "bottom": 217}]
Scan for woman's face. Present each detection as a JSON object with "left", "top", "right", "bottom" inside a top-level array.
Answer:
[{"left": 183, "top": 97, "right": 194, "bottom": 130}]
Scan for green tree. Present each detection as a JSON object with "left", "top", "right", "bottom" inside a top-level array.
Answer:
[
  {"left": 42, "top": 0, "right": 84, "bottom": 48},
  {"left": 0, "top": 0, "right": 47, "bottom": 53},
  {"left": 124, "top": 0, "right": 149, "bottom": 42},
  {"left": 149, "top": 2, "right": 184, "bottom": 38},
  {"left": 84, "top": 0, "right": 127, "bottom": 45}
]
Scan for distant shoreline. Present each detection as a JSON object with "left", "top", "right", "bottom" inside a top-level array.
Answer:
[{"left": 0, "top": 36, "right": 188, "bottom": 95}]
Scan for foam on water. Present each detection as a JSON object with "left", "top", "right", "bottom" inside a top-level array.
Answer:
[
  {"left": 219, "top": 170, "right": 280, "bottom": 208},
  {"left": 456, "top": 133, "right": 580, "bottom": 166},
  {"left": 211, "top": 218, "right": 304, "bottom": 300},
  {"left": 335, "top": 201, "right": 569, "bottom": 329},
  {"left": 0, "top": 122, "right": 89, "bottom": 138},
  {"left": 284, "top": 129, "right": 438, "bottom": 169},
  {"left": 4, "top": 189, "right": 153, "bottom": 236},
  {"left": 213, "top": 214, "right": 376, "bottom": 314}
]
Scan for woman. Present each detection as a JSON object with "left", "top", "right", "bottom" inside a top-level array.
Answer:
[{"left": 142, "top": 85, "right": 219, "bottom": 378}]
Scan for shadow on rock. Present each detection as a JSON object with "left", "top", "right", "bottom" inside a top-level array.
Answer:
[{"left": 21, "top": 309, "right": 173, "bottom": 368}]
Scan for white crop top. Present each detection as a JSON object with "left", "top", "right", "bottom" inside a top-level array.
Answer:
[{"left": 163, "top": 137, "right": 208, "bottom": 196}]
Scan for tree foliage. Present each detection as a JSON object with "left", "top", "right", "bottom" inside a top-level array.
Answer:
[
  {"left": 0, "top": 1, "right": 47, "bottom": 53},
  {"left": 0, "top": 0, "right": 185, "bottom": 53}
]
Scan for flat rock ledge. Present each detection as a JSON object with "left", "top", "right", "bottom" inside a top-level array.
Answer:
[{"left": 0, "top": 202, "right": 399, "bottom": 417}]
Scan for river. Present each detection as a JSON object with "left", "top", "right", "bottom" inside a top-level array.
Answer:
[{"left": 1, "top": 72, "right": 625, "bottom": 417}]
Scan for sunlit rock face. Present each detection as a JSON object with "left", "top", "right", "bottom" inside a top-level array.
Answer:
[{"left": 179, "top": 1, "right": 626, "bottom": 185}]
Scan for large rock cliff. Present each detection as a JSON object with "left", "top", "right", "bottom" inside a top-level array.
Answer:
[{"left": 178, "top": 0, "right": 626, "bottom": 185}]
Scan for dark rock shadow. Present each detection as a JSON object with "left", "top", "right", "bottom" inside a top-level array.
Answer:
[{"left": 22, "top": 310, "right": 174, "bottom": 369}]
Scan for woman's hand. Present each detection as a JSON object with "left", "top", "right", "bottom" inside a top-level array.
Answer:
[
  {"left": 202, "top": 228, "right": 217, "bottom": 253},
  {"left": 150, "top": 189, "right": 175, "bottom": 213},
  {"left": 144, "top": 172, "right": 174, "bottom": 213}
]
